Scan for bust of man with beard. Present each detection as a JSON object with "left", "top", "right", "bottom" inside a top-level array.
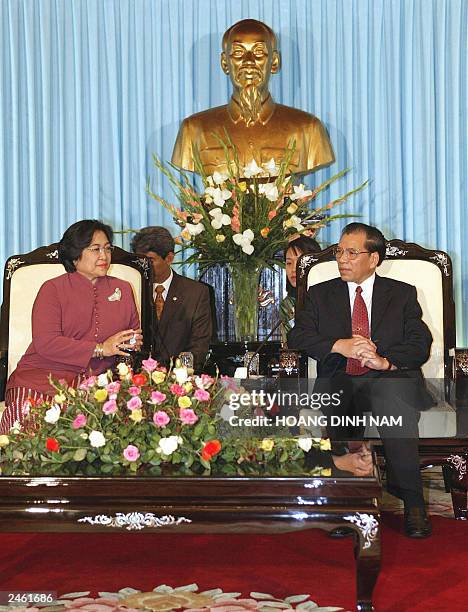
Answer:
[{"left": 172, "top": 19, "right": 335, "bottom": 177}]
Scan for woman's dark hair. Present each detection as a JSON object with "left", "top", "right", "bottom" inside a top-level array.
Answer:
[
  {"left": 285, "top": 235, "right": 321, "bottom": 297},
  {"left": 58, "top": 220, "right": 114, "bottom": 272}
]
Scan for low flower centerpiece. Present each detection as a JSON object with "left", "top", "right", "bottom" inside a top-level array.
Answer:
[
  {"left": 0, "top": 359, "right": 329, "bottom": 477},
  {"left": 147, "top": 137, "right": 367, "bottom": 341}
]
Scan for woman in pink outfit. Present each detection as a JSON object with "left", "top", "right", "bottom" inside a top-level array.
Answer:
[{"left": 1, "top": 219, "right": 142, "bottom": 433}]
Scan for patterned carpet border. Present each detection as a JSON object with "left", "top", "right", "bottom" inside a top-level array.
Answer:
[{"left": 0, "top": 584, "right": 349, "bottom": 612}]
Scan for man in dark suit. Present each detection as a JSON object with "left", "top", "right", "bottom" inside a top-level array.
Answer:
[
  {"left": 288, "top": 222, "right": 433, "bottom": 538},
  {"left": 131, "top": 227, "right": 213, "bottom": 372}
]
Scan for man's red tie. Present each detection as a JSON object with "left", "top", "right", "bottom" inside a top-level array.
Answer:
[{"left": 346, "top": 286, "right": 370, "bottom": 375}]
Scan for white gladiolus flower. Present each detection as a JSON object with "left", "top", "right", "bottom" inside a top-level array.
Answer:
[
  {"left": 258, "top": 182, "right": 279, "bottom": 202},
  {"left": 263, "top": 158, "right": 279, "bottom": 175},
  {"left": 297, "top": 437, "right": 313, "bottom": 452},
  {"left": 185, "top": 222, "right": 205, "bottom": 236},
  {"left": 44, "top": 405, "right": 61, "bottom": 424},
  {"left": 290, "top": 215, "right": 302, "bottom": 228},
  {"left": 157, "top": 435, "right": 182, "bottom": 456},
  {"left": 205, "top": 186, "right": 231, "bottom": 207},
  {"left": 243, "top": 159, "right": 263, "bottom": 178},
  {"left": 233, "top": 229, "right": 255, "bottom": 255},
  {"left": 89, "top": 430, "right": 106, "bottom": 448},
  {"left": 290, "top": 184, "right": 313, "bottom": 201},
  {"left": 212, "top": 170, "right": 229, "bottom": 185},
  {"left": 209, "top": 207, "right": 231, "bottom": 229}
]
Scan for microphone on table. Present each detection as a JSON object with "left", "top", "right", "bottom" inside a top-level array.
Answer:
[{"left": 245, "top": 317, "right": 284, "bottom": 378}]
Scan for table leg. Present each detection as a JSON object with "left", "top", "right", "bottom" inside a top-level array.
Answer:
[{"left": 344, "top": 512, "right": 381, "bottom": 612}]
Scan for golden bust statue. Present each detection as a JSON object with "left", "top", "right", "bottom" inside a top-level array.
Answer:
[{"left": 172, "top": 19, "right": 334, "bottom": 177}]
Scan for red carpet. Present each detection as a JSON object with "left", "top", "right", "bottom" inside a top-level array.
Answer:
[{"left": 1, "top": 513, "right": 467, "bottom": 611}]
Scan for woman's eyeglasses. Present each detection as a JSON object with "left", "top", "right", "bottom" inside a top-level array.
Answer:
[
  {"left": 333, "top": 247, "right": 370, "bottom": 260},
  {"left": 86, "top": 245, "right": 115, "bottom": 255}
]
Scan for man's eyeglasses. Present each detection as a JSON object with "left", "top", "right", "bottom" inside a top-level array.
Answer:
[
  {"left": 86, "top": 245, "right": 115, "bottom": 255},
  {"left": 333, "top": 247, "right": 370, "bottom": 260}
]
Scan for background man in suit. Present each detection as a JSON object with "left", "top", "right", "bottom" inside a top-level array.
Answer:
[
  {"left": 288, "top": 222, "right": 433, "bottom": 538},
  {"left": 131, "top": 227, "right": 213, "bottom": 372}
]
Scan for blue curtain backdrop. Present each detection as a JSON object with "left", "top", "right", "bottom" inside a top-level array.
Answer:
[{"left": 0, "top": 0, "right": 467, "bottom": 342}]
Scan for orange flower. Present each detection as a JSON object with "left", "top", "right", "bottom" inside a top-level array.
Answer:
[
  {"left": 260, "top": 227, "right": 270, "bottom": 238},
  {"left": 201, "top": 439, "right": 222, "bottom": 461},
  {"left": 268, "top": 210, "right": 277, "bottom": 220}
]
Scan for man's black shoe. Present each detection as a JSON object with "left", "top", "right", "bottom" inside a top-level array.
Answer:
[
  {"left": 329, "top": 526, "right": 355, "bottom": 538},
  {"left": 404, "top": 506, "right": 432, "bottom": 538}
]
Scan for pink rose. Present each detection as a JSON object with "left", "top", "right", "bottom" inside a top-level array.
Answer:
[
  {"left": 150, "top": 390, "right": 167, "bottom": 405},
  {"left": 102, "top": 399, "right": 117, "bottom": 414},
  {"left": 128, "top": 385, "right": 141, "bottom": 396},
  {"left": 179, "top": 408, "right": 199, "bottom": 425},
  {"left": 142, "top": 357, "right": 159, "bottom": 372},
  {"left": 170, "top": 383, "right": 186, "bottom": 396},
  {"left": 220, "top": 375, "right": 240, "bottom": 392},
  {"left": 72, "top": 414, "right": 87, "bottom": 429},
  {"left": 106, "top": 381, "right": 121, "bottom": 395},
  {"left": 79, "top": 376, "right": 96, "bottom": 390},
  {"left": 127, "top": 396, "right": 142, "bottom": 411},
  {"left": 194, "top": 388, "right": 210, "bottom": 402},
  {"left": 153, "top": 410, "right": 170, "bottom": 427},
  {"left": 195, "top": 374, "right": 215, "bottom": 389},
  {"left": 123, "top": 444, "right": 140, "bottom": 462}
]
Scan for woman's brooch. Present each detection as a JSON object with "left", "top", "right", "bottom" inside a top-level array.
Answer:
[{"left": 108, "top": 287, "right": 122, "bottom": 302}]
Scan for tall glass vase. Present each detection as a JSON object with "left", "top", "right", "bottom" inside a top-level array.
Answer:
[{"left": 229, "top": 265, "right": 261, "bottom": 342}]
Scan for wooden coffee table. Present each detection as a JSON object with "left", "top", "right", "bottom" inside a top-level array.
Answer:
[{"left": 0, "top": 462, "right": 381, "bottom": 611}]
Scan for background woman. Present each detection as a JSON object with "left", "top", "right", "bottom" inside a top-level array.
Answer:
[
  {"left": 1, "top": 219, "right": 142, "bottom": 433},
  {"left": 280, "top": 235, "right": 321, "bottom": 343}
]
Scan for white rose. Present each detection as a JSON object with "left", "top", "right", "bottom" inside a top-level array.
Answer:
[
  {"left": 173, "top": 366, "right": 189, "bottom": 384},
  {"left": 116, "top": 362, "right": 129, "bottom": 377},
  {"left": 89, "top": 430, "right": 106, "bottom": 448},
  {"left": 97, "top": 373, "right": 109, "bottom": 387},
  {"left": 44, "top": 404, "right": 61, "bottom": 424},
  {"left": 157, "top": 435, "right": 181, "bottom": 456},
  {"left": 297, "top": 437, "right": 313, "bottom": 453}
]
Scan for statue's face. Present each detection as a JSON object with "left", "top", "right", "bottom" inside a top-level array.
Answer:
[{"left": 221, "top": 22, "right": 279, "bottom": 92}]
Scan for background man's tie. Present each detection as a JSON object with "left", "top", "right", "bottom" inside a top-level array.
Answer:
[
  {"left": 346, "top": 286, "right": 370, "bottom": 375},
  {"left": 155, "top": 285, "right": 165, "bottom": 320}
]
